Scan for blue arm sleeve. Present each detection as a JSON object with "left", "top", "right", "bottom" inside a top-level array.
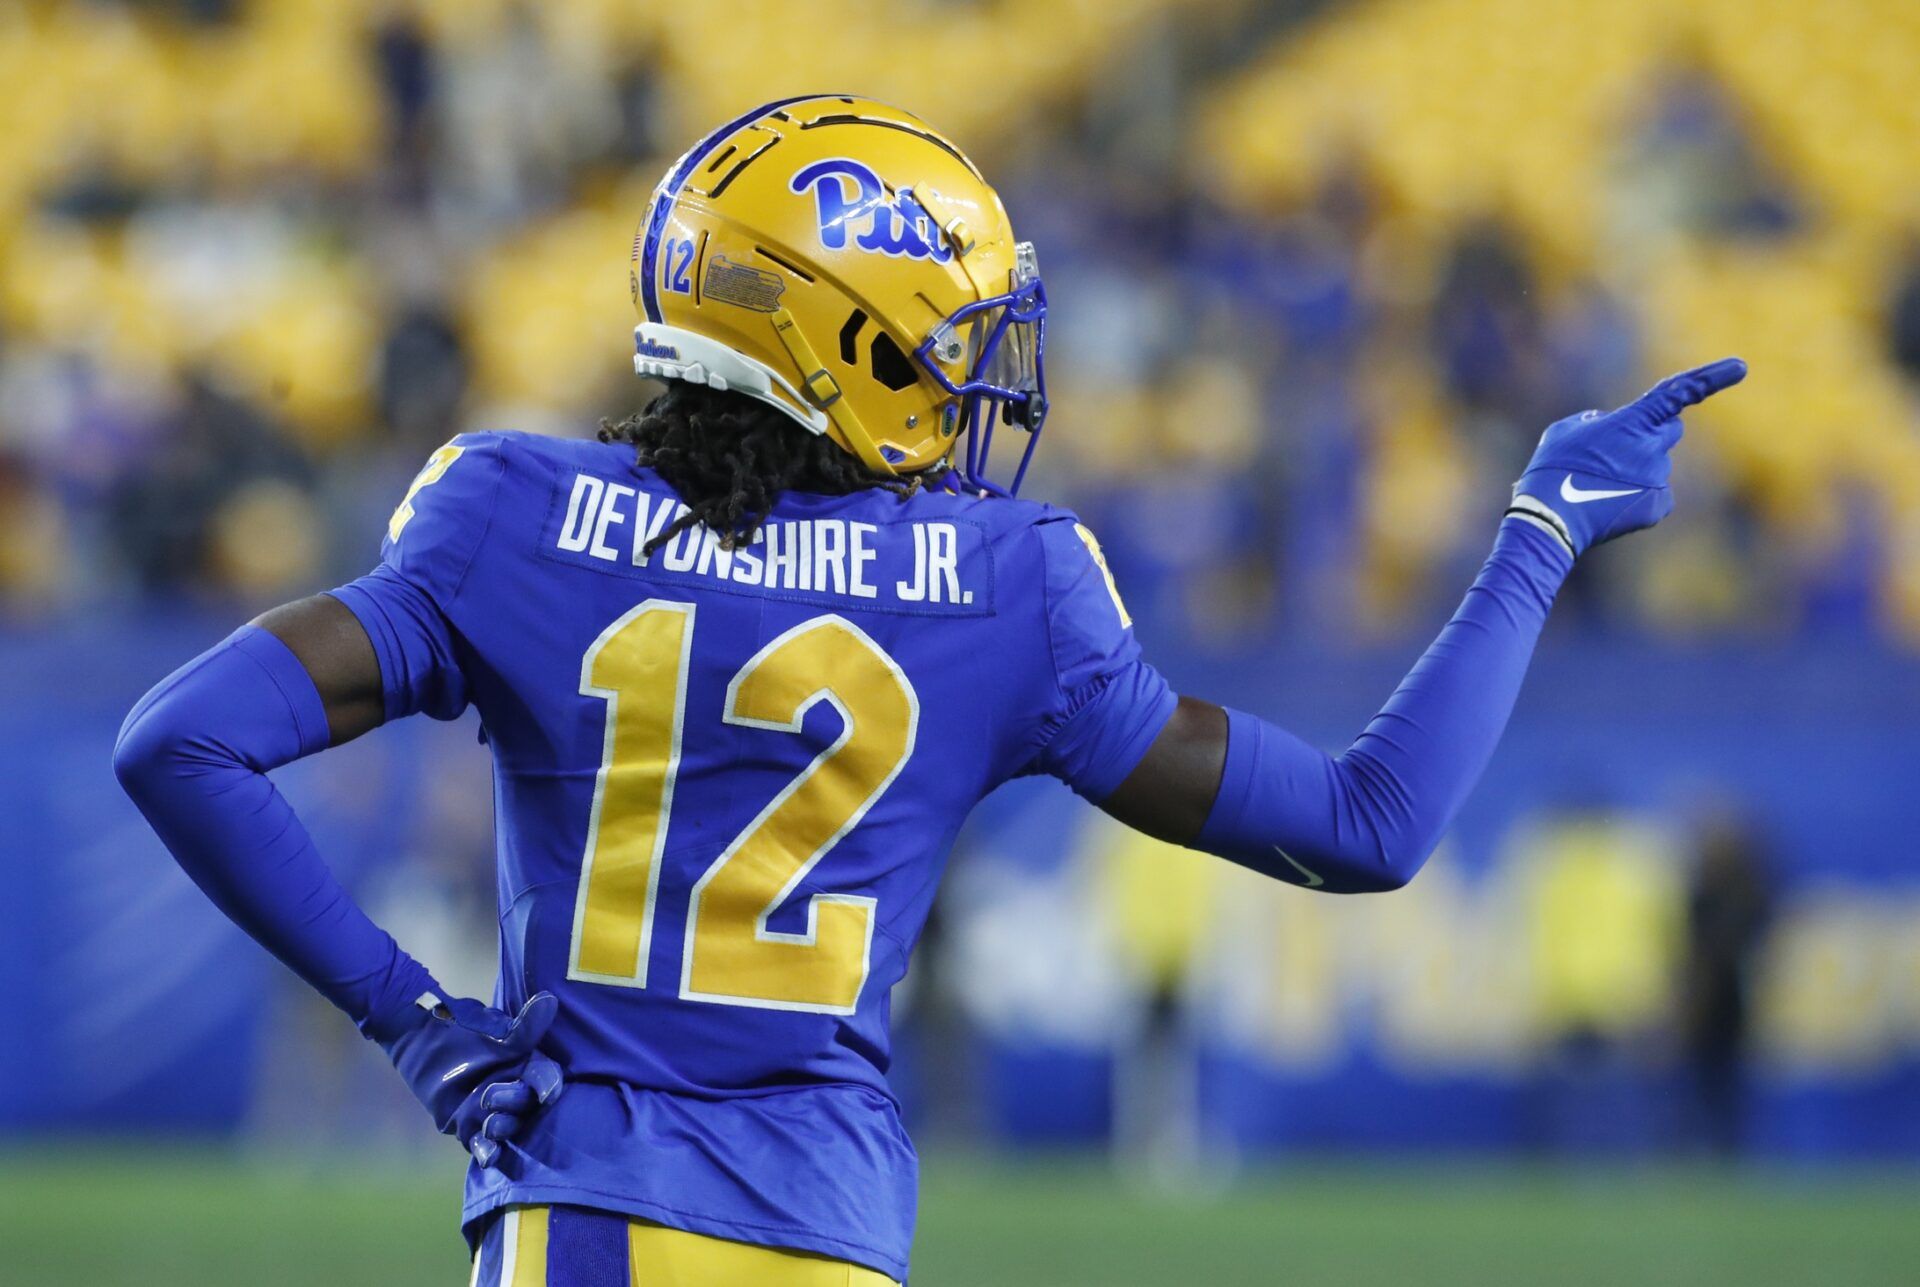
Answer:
[
  {"left": 1196, "top": 519, "right": 1572, "bottom": 893},
  {"left": 110, "top": 440, "right": 503, "bottom": 1036},
  {"left": 115, "top": 633, "right": 445, "bottom": 1044},
  {"left": 113, "top": 626, "right": 440, "bottom": 1033}
]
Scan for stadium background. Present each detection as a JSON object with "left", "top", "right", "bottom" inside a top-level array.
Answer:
[{"left": 3, "top": 0, "right": 1918, "bottom": 1282}]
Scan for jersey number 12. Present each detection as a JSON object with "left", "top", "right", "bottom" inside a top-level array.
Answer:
[{"left": 566, "top": 601, "right": 917, "bottom": 1015}]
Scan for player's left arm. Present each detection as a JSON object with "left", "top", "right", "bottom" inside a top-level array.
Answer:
[
  {"left": 1080, "top": 359, "right": 1748, "bottom": 892},
  {"left": 112, "top": 436, "right": 561, "bottom": 1164}
]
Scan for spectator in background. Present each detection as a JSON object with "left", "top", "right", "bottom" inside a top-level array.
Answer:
[
  {"left": 106, "top": 371, "right": 318, "bottom": 601},
  {"left": 376, "top": 302, "right": 471, "bottom": 456},
  {"left": 1679, "top": 812, "right": 1775, "bottom": 1158},
  {"left": 1794, "top": 483, "right": 1888, "bottom": 639},
  {"left": 1523, "top": 805, "right": 1684, "bottom": 1153},
  {"left": 167, "top": 0, "right": 242, "bottom": 24},
  {"left": 373, "top": 9, "right": 438, "bottom": 208},
  {"left": 0, "top": 451, "right": 70, "bottom": 614},
  {"left": 1429, "top": 215, "right": 1550, "bottom": 439},
  {"left": 1886, "top": 231, "right": 1920, "bottom": 388},
  {"left": 1071, "top": 354, "right": 1276, "bottom": 648},
  {"left": 1100, "top": 824, "right": 1223, "bottom": 1191},
  {"left": 1544, "top": 279, "right": 1640, "bottom": 425},
  {"left": 1615, "top": 49, "right": 1803, "bottom": 243},
  {"left": 605, "top": 55, "right": 663, "bottom": 167}
]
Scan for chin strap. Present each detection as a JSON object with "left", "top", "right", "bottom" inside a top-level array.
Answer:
[{"left": 769, "top": 307, "right": 895, "bottom": 477}]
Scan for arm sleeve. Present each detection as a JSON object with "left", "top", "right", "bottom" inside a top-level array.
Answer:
[
  {"left": 1195, "top": 519, "right": 1572, "bottom": 893},
  {"left": 112, "top": 626, "right": 439, "bottom": 1035},
  {"left": 1026, "top": 517, "right": 1178, "bottom": 800},
  {"left": 109, "top": 437, "right": 505, "bottom": 1036}
]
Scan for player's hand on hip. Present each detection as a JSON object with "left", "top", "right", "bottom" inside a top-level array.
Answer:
[
  {"left": 371, "top": 990, "right": 565, "bottom": 1167},
  {"left": 1507, "top": 357, "right": 1747, "bottom": 558}
]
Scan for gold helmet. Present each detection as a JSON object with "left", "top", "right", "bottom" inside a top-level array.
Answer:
[{"left": 630, "top": 95, "right": 1048, "bottom": 494}]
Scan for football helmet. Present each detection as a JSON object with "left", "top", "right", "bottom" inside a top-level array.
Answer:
[{"left": 630, "top": 95, "right": 1048, "bottom": 495}]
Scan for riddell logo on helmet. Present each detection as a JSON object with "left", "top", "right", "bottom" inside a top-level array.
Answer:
[
  {"left": 790, "top": 159, "right": 953, "bottom": 264},
  {"left": 634, "top": 337, "right": 682, "bottom": 361}
]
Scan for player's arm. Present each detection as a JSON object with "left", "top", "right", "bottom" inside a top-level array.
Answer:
[
  {"left": 252, "top": 591, "right": 388, "bottom": 744},
  {"left": 111, "top": 436, "right": 560, "bottom": 1164},
  {"left": 1092, "top": 359, "right": 1748, "bottom": 892}
]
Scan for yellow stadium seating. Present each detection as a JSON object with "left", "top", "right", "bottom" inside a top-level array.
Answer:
[{"left": 1204, "top": 0, "right": 1920, "bottom": 632}]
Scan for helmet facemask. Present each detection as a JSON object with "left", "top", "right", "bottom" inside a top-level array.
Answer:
[{"left": 916, "top": 241, "right": 1049, "bottom": 497}]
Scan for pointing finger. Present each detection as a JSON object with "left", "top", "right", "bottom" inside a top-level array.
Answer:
[{"left": 1626, "top": 358, "right": 1747, "bottom": 423}]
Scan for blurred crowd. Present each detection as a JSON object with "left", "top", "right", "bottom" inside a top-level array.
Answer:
[
  {"left": 2, "top": 0, "right": 1919, "bottom": 650},
  {"left": 7, "top": 0, "right": 1918, "bottom": 1163}
]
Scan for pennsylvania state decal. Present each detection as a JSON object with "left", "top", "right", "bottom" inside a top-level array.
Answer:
[{"left": 703, "top": 254, "right": 786, "bottom": 312}]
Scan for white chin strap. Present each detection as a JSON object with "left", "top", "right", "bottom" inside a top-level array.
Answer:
[{"left": 632, "top": 323, "right": 829, "bottom": 436}]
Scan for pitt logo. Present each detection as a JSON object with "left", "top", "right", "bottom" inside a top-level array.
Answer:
[{"left": 790, "top": 158, "right": 952, "bottom": 263}]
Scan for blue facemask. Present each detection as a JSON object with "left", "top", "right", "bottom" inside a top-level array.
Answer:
[{"left": 915, "top": 241, "right": 1049, "bottom": 496}]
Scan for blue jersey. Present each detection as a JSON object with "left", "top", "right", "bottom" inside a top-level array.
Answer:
[{"left": 331, "top": 432, "right": 1175, "bottom": 1280}]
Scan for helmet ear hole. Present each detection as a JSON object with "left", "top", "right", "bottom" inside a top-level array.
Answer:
[{"left": 868, "top": 332, "right": 918, "bottom": 392}]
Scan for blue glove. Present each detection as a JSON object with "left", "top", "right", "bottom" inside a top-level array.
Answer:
[
  {"left": 370, "top": 990, "right": 564, "bottom": 1167},
  {"left": 1508, "top": 357, "right": 1748, "bottom": 558}
]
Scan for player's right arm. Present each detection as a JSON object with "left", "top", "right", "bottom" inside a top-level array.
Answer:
[
  {"left": 112, "top": 435, "right": 561, "bottom": 1164},
  {"left": 1057, "top": 359, "right": 1747, "bottom": 893}
]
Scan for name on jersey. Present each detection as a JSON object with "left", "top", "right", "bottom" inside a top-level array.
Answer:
[{"left": 546, "top": 471, "right": 990, "bottom": 613}]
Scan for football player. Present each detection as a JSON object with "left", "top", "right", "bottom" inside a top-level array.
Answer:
[{"left": 115, "top": 96, "right": 1745, "bottom": 1285}]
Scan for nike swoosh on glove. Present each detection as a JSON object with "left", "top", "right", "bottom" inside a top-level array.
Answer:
[
  {"left": 1509, "top": 357, "right": 1748, "bottom": 558},
  {"left": 369, "top": 990, "right": 565, "bottom": 1167}
]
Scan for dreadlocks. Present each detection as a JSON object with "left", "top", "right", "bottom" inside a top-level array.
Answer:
[{"left": 599, "top": 382, "right": 932, "bottom": 556}]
